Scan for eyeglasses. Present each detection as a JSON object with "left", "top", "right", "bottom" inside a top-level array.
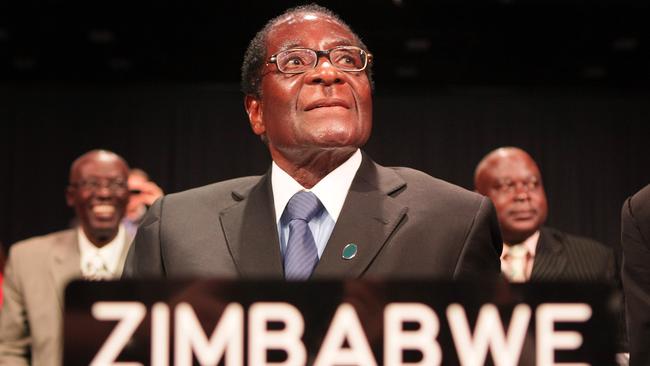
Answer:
[
  {"left": 494, "top": 178, "right": 541, "bottom": 194},
  {"left": 268, "top": 46, "right": 373, "bottom": 74},
  {"left": 70, "top": 179, "right": 128, "bottom": 193}
]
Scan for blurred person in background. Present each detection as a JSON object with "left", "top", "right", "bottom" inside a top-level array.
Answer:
[
  {"left": 0, "top": 242, "right": 5, "bottom": 306},
  {"left": 0, "top": 149, "right": 133, "bottom": 366},
  {"left": 475, "top": 147, "right": 616, "bottom": 282},
  {"left": 475, "top": 146, "right": 627, "bottom": 363},
  {"left": 621, "top": 184, "right": 650, "bottom": 366},
  {"left": 123, "top": 168, "right": 163, "bottom": 238}
]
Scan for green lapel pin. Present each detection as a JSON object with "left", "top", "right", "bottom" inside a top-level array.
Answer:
[{"left": 342, "top": 243, "right": 358, "bottom": 260}]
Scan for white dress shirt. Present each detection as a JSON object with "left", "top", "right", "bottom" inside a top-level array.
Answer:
[
  {"left": 78, "top": 224, "right": 127, "bottom": 279},
  {"left": 272, "top": 149, "right": 362, "bottom": 259}
]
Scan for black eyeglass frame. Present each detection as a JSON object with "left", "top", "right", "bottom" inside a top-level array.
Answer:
[{"left": 267, "top": 46, "right": 373, "bottom": 74}]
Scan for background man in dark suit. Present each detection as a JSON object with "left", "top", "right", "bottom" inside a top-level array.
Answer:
[
  {"left": 475, "top": 147, "right": 628, "bottom": 362},
  {"left": 0, "top": 150, "right": 133, "bottom": 366},
  {"left": 475, "top": 147, "right": 628, "bottom": 360},
  {"left": 475, "top": 147, "right": 616, "bottom": 282},
  {"left": 621, "top": 184, "right": 650, "bottom": 366},
  {"left": 123, "top": 4, "right": 502, "bottom": 280}
]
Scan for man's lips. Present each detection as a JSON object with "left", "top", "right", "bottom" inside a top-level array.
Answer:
[
  {"left": 509, "top": 210, "right": 537, "bottom": 220},
  {"left": 303, "top": 98, "right": 351, "bottom": 111}
]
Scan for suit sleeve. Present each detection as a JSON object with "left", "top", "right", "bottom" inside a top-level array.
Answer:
[
  {"left": 621, "top": 194, "right": 650, "bottom": 365},
  {"left": 453, "top": 196, "right": 503, "bottom": 279},
  {"left": 0, "top": 248, "right": 31, "bottom": 366},
  {"left": 122, "top": 197, "right": 166, "bottom": 278}
]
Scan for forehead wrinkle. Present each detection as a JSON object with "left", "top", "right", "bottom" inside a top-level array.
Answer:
[
  {"left": 324, "top": 36, "right": 356, "bottom": 48},
  {"left": 274, "top": 39, "right": 303, "bottom": 53}
]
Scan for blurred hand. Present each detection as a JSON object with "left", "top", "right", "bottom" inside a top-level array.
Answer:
[
  {"left": 131, "top": 180, "right": 163, "bottom": 206},
  {"left": 126, "top": 177, "right": 164, "bottom": 221}
]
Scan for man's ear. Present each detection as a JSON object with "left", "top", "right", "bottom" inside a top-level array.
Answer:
[
  {"left": 65, "top": 186, "right": 75, "bottom": 207},
  {"left": 244, "top": 95, "right": 265, "bottom": 136}
]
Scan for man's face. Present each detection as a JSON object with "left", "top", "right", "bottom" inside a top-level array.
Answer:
[
  {"left": 246, "top": 13, "right": 373, "bottom": 162},
  {"left": 66, "top": 154, "right": 129, "bottom": 244},
  {"left": 478, "top": 153, "right": 548, "bottom": 244}
]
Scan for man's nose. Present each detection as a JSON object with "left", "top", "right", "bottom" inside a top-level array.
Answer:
[
  {"left": 513, "top": 184, "right": 531, "bottom": 201},
  {"left": 305, "top": 59, "right": 344, "bottom": 86},
  {"left": 95, "top": 185, "right": 113, "bottom": 198}
]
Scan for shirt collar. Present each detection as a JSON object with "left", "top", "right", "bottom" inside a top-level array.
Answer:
[
  {"left": 77, "top": 224, "right": 126, "bottom": 274},
  {"left": 500, "top": 230, "right": 540, "bottom": 259},
  {"left": 271, "top": 149, "right": 362, "bottom": 224}
]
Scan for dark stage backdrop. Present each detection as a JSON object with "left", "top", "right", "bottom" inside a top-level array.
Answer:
[{"left": 1, "top": 83, "right": 649, "bottom": 253}]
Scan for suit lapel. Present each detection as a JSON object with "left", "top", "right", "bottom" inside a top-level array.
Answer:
[
  {"left": 114, "top": 228, "right": 134, "bottom": 278},
  {"left": 312, "top": 154, "right": 407, "bottom": 279},
  {"left": 50, "top": 230, "right": 82, "bottom": 309},
  {"left": 530, "top": 227, "right": 568, "bottom": 281},
  {"left": 220, "top": 173, "right": 284, "bottom": 279}
]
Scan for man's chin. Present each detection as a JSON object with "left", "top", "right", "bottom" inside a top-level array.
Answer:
[
  {"left": 504, "top": 223, "right": 540, "bottom": 243},
  {"left": 305, "top": 119, "right": 368, "bottom": 144},
  {"left": 85, "top": 222, "right": 119, "bottom": 242}
]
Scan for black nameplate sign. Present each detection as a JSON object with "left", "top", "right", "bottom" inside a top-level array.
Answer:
[{"left": 64, "top": 280, "right": 619, "bottom": 365}]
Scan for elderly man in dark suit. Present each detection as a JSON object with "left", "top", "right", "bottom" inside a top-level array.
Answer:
[
  {"left": 123, "top": 4, "right": 502, "bottom": 280},
  {"left": 621, "top": 184, "right": 650, "bottom": 366}
]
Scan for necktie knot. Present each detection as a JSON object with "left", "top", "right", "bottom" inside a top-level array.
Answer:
[
  {"left": 503, "top": 243, "right": 531, "bottom": 283},
  {"left": 284, "top": 191, "right": 322, "bottom": 222},
  {"left": 506, "top": 244, "right": 529, "bottom": 260}
]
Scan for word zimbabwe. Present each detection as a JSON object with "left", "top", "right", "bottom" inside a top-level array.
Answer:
[{"left": 90, "top": 301, "right": 592, "bottom": 366}]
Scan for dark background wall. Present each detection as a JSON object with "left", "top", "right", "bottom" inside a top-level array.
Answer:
[{"left": 1, "top": 0, "right": 649, "bottom": 250}]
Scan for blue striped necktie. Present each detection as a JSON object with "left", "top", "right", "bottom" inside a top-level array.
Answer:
[{"left": 283, "top": 191, "right": 323, "bottom": 280}]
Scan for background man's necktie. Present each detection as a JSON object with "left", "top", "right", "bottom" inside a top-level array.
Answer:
[
  {"left": 283, "top": 191, "right": 323, "bottom": 280},
  {"left": 504, "top": 244, "right": 530, "bottom": 283}
]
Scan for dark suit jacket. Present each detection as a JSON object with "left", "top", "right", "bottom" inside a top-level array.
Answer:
[
  {"left": 530, "top": 227, "right": 616, "bottom": 282},
  {"left": 622, "top": 184, "right": 650, "bottom": 366},
  {"left": 528, "top": 226, "right": 627, "bottom": 354},
  {"left": 123, "top": 154, "right": 502, "bottom": 280}
]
